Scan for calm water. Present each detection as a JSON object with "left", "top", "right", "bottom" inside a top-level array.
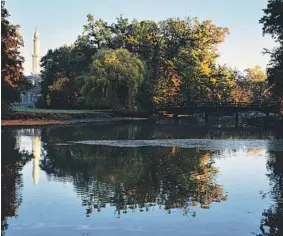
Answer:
[{"left": 2, "top": 121, "right": 283, "bottom": 236}]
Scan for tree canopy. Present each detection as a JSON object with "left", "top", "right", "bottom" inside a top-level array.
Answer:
[
  {"left": 78, "top": 48, "right": 144, "bottom": 109},
  {"left": 1, "top": 0, "right": 25, "bottom": 106},
  {"left": 260, "top": 0, "right": 283, "bottom": 99},
  {"left": 39, "top": 14, "right": 272, "bottom": 110}
]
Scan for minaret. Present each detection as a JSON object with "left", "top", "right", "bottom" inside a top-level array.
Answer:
[{"left": 32, "top": 27, "right": 40, "bottom": 76}]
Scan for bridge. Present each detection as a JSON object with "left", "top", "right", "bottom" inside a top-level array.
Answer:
[
  {"left": 155, "top": 102, "right": 279, "bottom": 113},
  {"left": 155, "top": 101, "right": 280, "bottom": 126}
]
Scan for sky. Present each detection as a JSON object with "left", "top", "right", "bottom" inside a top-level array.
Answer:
[{"left": 5, "top": 0, "right": 276, "bottom": 75}]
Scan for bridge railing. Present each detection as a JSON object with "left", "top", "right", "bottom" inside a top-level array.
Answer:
[{"left": 155, "top": 101, "right": 279, "bottom": 110}]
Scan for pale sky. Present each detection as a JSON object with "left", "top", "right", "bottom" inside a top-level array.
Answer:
[{"left": 6, "top": 0, "right": 275, "bottom": 75}]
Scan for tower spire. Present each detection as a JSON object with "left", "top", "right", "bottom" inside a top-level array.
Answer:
[{"left": 32, "top": 27, "right": 40, "bottom": 76}]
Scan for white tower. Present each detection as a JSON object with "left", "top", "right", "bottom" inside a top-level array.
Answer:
[{"left": 32, "top": 27, "right": 40, "bottom": 76}]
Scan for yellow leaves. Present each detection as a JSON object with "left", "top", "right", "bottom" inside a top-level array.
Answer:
[
  {"left": 104, "top": 55, "right": 117, "bottom": 64},
  {"left": 153, "top": 96, "right": 161, "bottom": 103},
  {"left": 227, "top": 79, "right": 236, "bottom": 87},
  {"left": 230, "top": 87, "right": 253, "bottom": 103},
  {"left": 200, "top": 63, "right": 211, "bottom": 75},
  {"left": 126, "top": 35, "right": 138, "bottom": 44},
  {"left": 246, "top": 66, "right": 267, "bottom": 83},
  {"left": 171, "top": 74, "right": 181, "bottom": 87},
  {"left": 210, "top": 78, "right": 217, "bottom": 84}
]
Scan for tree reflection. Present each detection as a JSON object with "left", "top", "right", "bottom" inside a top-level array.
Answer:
[
  {"left": 1, "top": 129, "right": 32, "bottom": 235},
  {"left": 257, "top": 151, "right": 283, "bottom": 236},
  {"left": 40, "top": 129, "right": 227, "bottom": 217}
]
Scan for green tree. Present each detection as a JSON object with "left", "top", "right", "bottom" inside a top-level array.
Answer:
[
  {"left": 40, "top": 45, "right": 85, "bottom": 108},
  {"left": 40, "top": 15, "right": 231, "bottom": 109},
  {"left": 1, "top": 0, "right": 25, "bottom": 106},
  {"left": 260, "top": 0, "right": 283, "bottom": 99},
  {"left": 46, "top": 77, "right": 71, "bottom": 108},
  {"left": 79, "top": 49, "right": 144, "bottom": 109}
]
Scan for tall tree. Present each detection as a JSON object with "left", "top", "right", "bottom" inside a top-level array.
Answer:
[
  {"left": 1, "top": 0, "right": 25, "bottom": 106},
  {"left": 260, "top": 0, "right": 283, "bottom": 99},
  {"left": 40, "top": 45, "right": 85, "bottom": 108}
]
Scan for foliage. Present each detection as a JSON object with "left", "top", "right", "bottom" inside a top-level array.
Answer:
[
  {"left": 47, "top": 77, "right": 71, "bottom": 108},
  {"left": 260, "top": 0, "right": 283, "bottom": 99},
  {"left": 244, "top": 66, "right": 268, "bottom": 102},
  {"left": 78, "top": 48, "right": 144, "bottom": 109},
  {"left": 40, "top": 45, "right": 85, "bottom": 108},
  {"left": 40, "top": 13, "right": 272, "bottom": 109},
  {"left": 259, "top": 0, "right": 283, "bottom": 42},
  {"left": 1, "top": 0, "right": 26, "bottom": 105}
]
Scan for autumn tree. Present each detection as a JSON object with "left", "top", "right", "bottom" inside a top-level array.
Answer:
[
  {"left": 244, "top": 66, "right": 268, "bottom": 102},
  {"left": 1, "top": 0, "right": 25, "bottom": 108},
  {"left": 153, "top": 18, "right": 229, "bottom": 106},
  {"left": 40, "top": 15, "right": 232, "bottom": 109}
]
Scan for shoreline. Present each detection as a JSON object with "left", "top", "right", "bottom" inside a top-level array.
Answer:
[
  {"left": 1, "top": 120, "right": 64, "bottom": 126},
  {"left": 1, "top": 117, "right": 150, "bottom": 127},
  {"left": 1, "top": 109, "right": 153, "bottom": 127}
]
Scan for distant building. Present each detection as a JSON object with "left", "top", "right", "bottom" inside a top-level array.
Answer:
[{"left": 18, "top": 28, "right": 42, "bottom": 107}]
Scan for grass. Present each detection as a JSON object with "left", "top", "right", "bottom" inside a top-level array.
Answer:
[{"left": 12, "top": 106, "right": 112, "bottom": 114}]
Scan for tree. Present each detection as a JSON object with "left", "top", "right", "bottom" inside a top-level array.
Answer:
[
  {"left": 46, "top": 77, "right": 71, "bottom": 108},
  {"left": 153, "top": 18, "right": 229, "bottom": 106},
  {"left": 79, "top": 49, "right": 144, "bottom": 109},
  {"left": 260, "top": 0, "right": 283, "bottom": 99},
  {"left": 245, "top": 65, "right": 268, "bottom": 102},
  {"left": 1, "top": 0, "right": 25, "bottom": 106},
  {"left": 40, "top": 15, "right": 230, "bottom": 109},
  {"left": 259, "top": 0, "right": 283, "bottom": 42},
  {"left": 40, "top": 45, "right": 85, "bottom": 108}
]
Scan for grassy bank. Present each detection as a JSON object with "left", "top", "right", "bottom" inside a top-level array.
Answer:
[
  {"left": 11, "top": 106, "right": 112, "bottom": 114},
  {"left": 1, "top": 108, "right": 153, "bottom": 126}
]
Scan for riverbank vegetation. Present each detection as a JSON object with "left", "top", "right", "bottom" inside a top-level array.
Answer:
[
  {"left": 259, "top": 0, "right": 283, "bottom": 106},
  {"left": 1, "top": 0, "right": 282, "bottom": 119},
  {"left": 39, "top": 14, "right": 272, "bottom": 110},
  {"left": 1, "top": 0, "right": 30, "bottom": 115}
]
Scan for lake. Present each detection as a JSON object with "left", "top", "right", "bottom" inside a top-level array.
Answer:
[{"left": 2, "top": 120, "right": 283, "bottom": 236}]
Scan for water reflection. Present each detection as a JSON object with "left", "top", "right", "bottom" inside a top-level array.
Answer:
[
  {"left": 32, "top": 136, "right": 41, "bottom": 185},
  {"left": 257, "top": 151, "right": 283, "bottom": 236},
  {"left": 41, "top": 143, "right": 227, "bottom": 217},
  {"left": 1, "top": 129, "right": 32, "bottom": 235},
  {"left": 1, "top": 122, "right": 283, "bottom": 235}
]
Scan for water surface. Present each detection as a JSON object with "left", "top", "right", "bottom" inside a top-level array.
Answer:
[{"left": 2, "top": 121, "right": 283, "bottom": 236}]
